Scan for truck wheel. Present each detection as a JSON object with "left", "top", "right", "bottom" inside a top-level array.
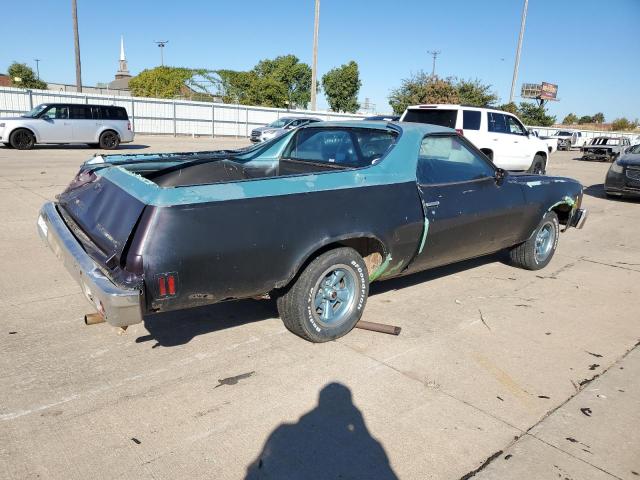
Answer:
[
  {"left": 527, "top": 154, "right": 546, "bottom": 175},
  {"left": 277, "top": 247, "right": 369, "bottom": 342},
  {"left": 99, "top": 130, "right": 120, "bottom": 149},
  {"left": 10, "top": 129, "right": 35, "bottom": 150},
  {"left": 508, "top": 211, "right": 559, "bottom": 270}
]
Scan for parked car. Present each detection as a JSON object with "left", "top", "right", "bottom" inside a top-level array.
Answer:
[
  {"left": 542, "top": 130, "right": 588, "bottom": 151},
  {"left": 0, "top": 103, "right": 134, "bottom": 150},
  {"left": 605, "top": 143, "right": 640, "bottom": 198},
  {"left": 250, "top": 116, "right": 321, "bottom": 142},
  {"left": 38, "top": 121, "right": 587, "bottom": 343},
  {"left": 581, "top": 136, "right": 631, "bottom": 162},
  {"left": 363, "top": 115, "right": 400, "bottom": 121},
  {"left": 400, "top": 104, "right": 550, "bottom": 174}
]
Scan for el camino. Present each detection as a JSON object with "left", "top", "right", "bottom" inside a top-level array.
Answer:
[{"left": 38, "top": 121, "right": 587, "bottom": 342}]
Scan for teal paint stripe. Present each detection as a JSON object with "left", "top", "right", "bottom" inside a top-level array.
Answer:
[{"left": 418, "top": 215, "right": 430, "bottom": 254}]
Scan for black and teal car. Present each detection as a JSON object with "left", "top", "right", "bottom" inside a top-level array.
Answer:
[{"left": 37, "top": 121, "right": 587, "bottom": 343}]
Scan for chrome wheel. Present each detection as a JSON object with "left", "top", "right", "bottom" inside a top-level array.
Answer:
[
  {"left": 312, "top": 264, "right": 357, "bottom": 327},
  {"left": 534, "top": 222, "right": 556, "bottom": 263}
]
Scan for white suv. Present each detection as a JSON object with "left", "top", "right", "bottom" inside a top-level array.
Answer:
[
  {"left": 400, "top": 104, "right": 550, "bottom": 173},
  {"left": 0, "top": 103, "right": 134, "bottom": 150}
]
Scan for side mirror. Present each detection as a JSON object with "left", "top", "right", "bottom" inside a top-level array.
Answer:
[{"left": 495, "top": 168, "right": 507, "bottom": 184}]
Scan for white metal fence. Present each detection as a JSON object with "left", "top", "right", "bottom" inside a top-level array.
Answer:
[
  {"left": 527, "top": 125, "right": 639, "bottom": 142},
  {"left": 0, "top": 86, "right": 365, "bottom": 138}
]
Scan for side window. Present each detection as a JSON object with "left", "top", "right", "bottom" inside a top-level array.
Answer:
[
  {"left": 487, "top": 112, "right": 508, "bottom": 133},
  {"left": 505, "top": 115, "right": 527, "bottom": 135},
  {"left": 91, "top": 106, "right": 101, "bottom": 119},
  {"left": 287, "top": 129, "right": 359, "bottom": 165},
  {"left": 417, "top": 135, "right": 495, "bottom": 184},
  {"left": 69, "top": 105, "right": 91, "bottom": 120},
  {"left": 42, "top": 106, "right": 69, "bottom": 120},
  {"left": 463, "top": 110, "right": 481, "bottom": 130},
  {"left": 101, "top": 107, "right": 127, "bottom": 120}
]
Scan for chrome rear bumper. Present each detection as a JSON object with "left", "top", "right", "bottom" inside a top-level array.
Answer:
[{"left": 37, "top": 202, "right": 144, "bottom": 327}]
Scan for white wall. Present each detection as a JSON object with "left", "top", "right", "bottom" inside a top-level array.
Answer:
[{"left": 0, "top": 86, "right": 366, "bottom": 137}]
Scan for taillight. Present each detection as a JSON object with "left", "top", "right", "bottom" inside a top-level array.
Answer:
[
  {"left": 157, "top": 273, "right": 178, "bottom": 298},
  {"left": 127, "top": 121, "right": 131, "bottom": 131},
  {"left": 456, "top": 129, "right": 464, "bottom": 136}
]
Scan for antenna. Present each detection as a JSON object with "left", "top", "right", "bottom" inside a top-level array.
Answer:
[
  {"left": 427, "top": 50, "right": 441, "bottom": 77},
  {"left": 154, "top": 40, "right": 169, "bottom": 66}
]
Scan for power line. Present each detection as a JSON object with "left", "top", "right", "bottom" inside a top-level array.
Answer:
[
  {"left": 155, "top": 41, "right": 169, "bottom": 66},
  {"left": 509, "top": 0, "right": 529, "bottom": 103},
  {"left": 427, "top": 50, "right": 441, "bottom": 77}
]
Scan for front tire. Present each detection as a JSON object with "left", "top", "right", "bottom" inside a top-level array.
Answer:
[
  {"left": 99, "top": 130, "right": 120, "bottom": 149},
  {"left": 10, "top": 129, "right": 36, "bottom": 150},
  {"left": 509, "top": 211, "right": 559, "bottom": 270},
  {"left": 277, "top": 247, "right": 369, "bottom": 343},
  {"left": 527, "top": 154, "right": 546, "bottom": 175}
]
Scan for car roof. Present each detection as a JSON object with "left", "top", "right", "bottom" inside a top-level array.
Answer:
[
  {"left": 405, "top": 104, "right": 510, "bottom": 114},
  {"left": 38, "top": 103, "right": 125, "bottom": 109},
  {"left": 280, "top": 116, "right": 321, "bottom": 121},
  {"left": 304, "top": 120, "right": 453, "bottom": 135}
]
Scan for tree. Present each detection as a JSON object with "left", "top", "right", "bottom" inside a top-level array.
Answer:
[
  {"left": 517, "top": 102, "right": 556, "bottom": 126},
  {"left": 129, "top": 66, "right": 196, "bottom": 98},
  {"left": 252, "top": 55, "right": 312, "bottom": 109},
  {"left": 498, "top": 102, "right": 518, "bottom": 115},
  {"left": 7, "top": 62, "right": 47, "bottom": 89},
  {"left": 388, "top": 72, "right": 459, "bottom": 114},
  {"left": 562, "top": 113, "right": 578, "bottom": 125},
  {"left": 611, "top": 117, "right": 639, "bottom": 131},
  {"left": 578, "top": 115, "right": 593, "bottom": 125},
  {"left": 592, "top": 112, "right": 605, "bottom": 124},
  {"left": 456, "top": 78, "right": 498, "bottom": 107},
  {"left": 322, "top": 61, "right": 361, "bottom": 113}
]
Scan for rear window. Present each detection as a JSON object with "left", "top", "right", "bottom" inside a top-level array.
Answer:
[
  {"left": 284, "top": 128, "right": 397, "bottom": 168},
  {"left": 463, "top": 110, "right": 481, "bottom": 130},
  {"left": 403, "top": 109, "right": 457, "bottom": 129},
  {"left": 100, "top": 106, "right": 128, "bottom": 120}
]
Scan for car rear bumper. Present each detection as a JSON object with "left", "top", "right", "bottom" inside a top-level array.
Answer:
[{"left": 37, "top": 202, "right": 144, "bottom": 327}]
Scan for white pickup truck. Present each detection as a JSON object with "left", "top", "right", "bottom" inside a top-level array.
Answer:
[
  {"left": 541, "top": 130, "right": 589, "bottom": 151},
  {"left": 401, "top": 104, "right": 551, "bottom": 174}
]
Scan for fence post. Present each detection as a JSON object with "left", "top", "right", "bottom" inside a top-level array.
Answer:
[
  {"left": 236, "top": 104, "right": 239, "bottom": 138},
  {"left": 131, "top": 100, "right": 135, "bottom": 132},
  {"left": 245, "top": 107, "right": 249, "bottom": 137},
  {"left": 211, "top": 103, "right": 215, "bottom": 138},
  {"left": 173, "top": 101, "right": 177, "bottom": 137},
  {"left": 27, "top": 90, "right": 33, "bottom": 110}
]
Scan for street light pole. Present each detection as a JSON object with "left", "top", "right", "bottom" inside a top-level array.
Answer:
[
  {"left": 34, "top": 59, "right": 41, "bottom": 79},
  {"left": 509, "top": 0, "right": 529, "bottom": 103},
  {"left": 155, "top": 41, "right": 168, "bottom": 67},
  {"left": 310, "top": 0, "right": 320, "bottom": 111},
  {"left": 71, "top": 0, "right": 82, "bottom": 92}
]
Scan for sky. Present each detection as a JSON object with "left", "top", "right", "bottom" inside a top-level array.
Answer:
[{"left": 2, "top": 0, "right": 639, "bottom": 121}]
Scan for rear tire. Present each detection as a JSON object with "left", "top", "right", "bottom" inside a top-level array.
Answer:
[
  {"left": 509, "top": 211, "right": 559, "bottom": 270},
  {"left": 9, "top": 129, "right": 35, "bottom": 150},
  {"left": 277, "top": 247, "right": 369, "bottom": 343},
  {"left": 99, "top": 130, "right": 120, "bottom": 150},
  {"left": 527, "top": 154, "right": 546, "bottom": 175}
]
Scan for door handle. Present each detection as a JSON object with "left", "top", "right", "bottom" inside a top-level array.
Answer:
[{"left": 424, "top": 201, "right": 440, "bottom": 208}]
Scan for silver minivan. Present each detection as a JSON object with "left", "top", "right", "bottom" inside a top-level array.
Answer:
[{"left": 0, "top": 103, "right": 134, "bottom": 150}]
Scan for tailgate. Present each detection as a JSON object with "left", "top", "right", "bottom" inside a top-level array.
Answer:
[{"left": 57, "top": 176, "right": 147, "bottom": 262}]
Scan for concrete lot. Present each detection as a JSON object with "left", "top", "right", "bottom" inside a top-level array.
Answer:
[{"left": 0, "top": 136, "right": 638, "bottom": 479}]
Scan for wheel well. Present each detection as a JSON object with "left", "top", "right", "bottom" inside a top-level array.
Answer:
[
  {"left": 480, "top": 148, "right": 493, "bottom": 160},
  {"left": 535, "top": 151, "right": 547, "bottom": 160},
  {"left": 279, "top": 236, "right": 387, "bottom": 291},
  {"left": 10, "top": 127, "right": 37, "bottom": 142},
  {"left": 100, "top": 129, "right": 119, "bottom": 138},
  {"left": 550, "top": 204, "right": 572, "bottom": 225}
]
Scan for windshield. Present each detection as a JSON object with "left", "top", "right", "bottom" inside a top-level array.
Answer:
[
  {"left": 554, "top": 131, "right": 572, "bottom": 136},
  {"left": 22, "top": 104, "right": 48, "bottom": 118},
  {"left": 628, "top": 144, "right": 640, "bottom": 154},
  {"left": 267, "top": 119, "right": 291, "bottom": 128}
]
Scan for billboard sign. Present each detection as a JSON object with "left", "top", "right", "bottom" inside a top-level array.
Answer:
[{"left": 540, "top": 82, "right": 558, "bottom": 100}]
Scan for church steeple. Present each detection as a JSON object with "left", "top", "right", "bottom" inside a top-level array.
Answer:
[{"left": 115, "top": 35, "right": 131, "bottom": 80}]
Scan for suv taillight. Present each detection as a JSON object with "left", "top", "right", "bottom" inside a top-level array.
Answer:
[{"left": 127, "top": 121, "right": 131, "bottom": 131}]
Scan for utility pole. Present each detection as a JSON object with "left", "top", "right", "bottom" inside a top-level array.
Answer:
[
  {"left": 155, "top": 41, "right": 168, "bottom": 66},
  {"left": 34, "top": 59, "right": 41, "bottom": 79},
  {"left": 71, "top": 0, "right": 82, "bottom": 92},
  {"left": 310, "top": 0, "right": 320, "bottom": 111},
  {"left": 509, "top": 0, "right": 529, "bottom": 103},
  {"left": 427, "top": 50, "right": 441, "bottom": 77}
]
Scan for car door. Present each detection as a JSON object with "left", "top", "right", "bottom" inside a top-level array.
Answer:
[
  {"left": 486, "top": 111, "right": 527, "bottom": 169},
  {"left": 407, "top": 134, "right": 527, "bottom": 273},
  {"left": 37, "top": 105, "right": 72, "bottom": 143},
  {"left": 504, "top": 115, "right": 533, "bottom": 168},
  {"left": 69, "top": 105, "right": 96, "bottom": 142}
]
